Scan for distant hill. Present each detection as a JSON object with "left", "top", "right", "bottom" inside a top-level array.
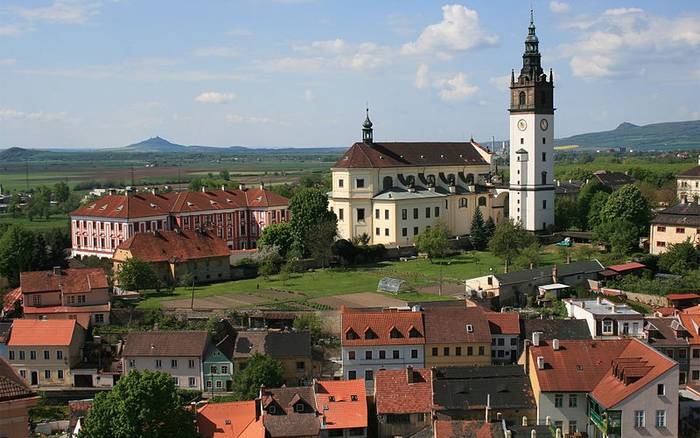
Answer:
[
  {"left": 120, "top": 136, "right": 345, "bottom": 155},
  {"left": 121, "top": 136, "right": 191, "bottom": 153},
  {"left": 555, "top": 120, "right": 700, "bottom": 151},
  {"left": 0, "top": 147, "right": 41, "bottom": 161}
]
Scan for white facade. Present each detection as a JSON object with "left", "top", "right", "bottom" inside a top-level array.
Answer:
[
  {"left": 491, "top": 334, "right": 520, "bottom": 364},
  {"left": 565, "top": 298, "right": 645, "bottom": 339},
  {"left": 122, "top": 356, "right": 204, "bottom": 390},
  {"left": 341, "top": 345, "right": 424, "bottom": 390},
  {"left": 536, "top": 392, "right": 589, "bottom": 436}
]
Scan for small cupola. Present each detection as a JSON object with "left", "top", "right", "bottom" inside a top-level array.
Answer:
[{"left": 362, "top": 107, "right": 373, "bottom": 145}]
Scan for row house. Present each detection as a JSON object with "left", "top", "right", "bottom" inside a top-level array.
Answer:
[
  {"left": 485, "top": 311, "right": 521, "bottom": 364},
  {"left": 565, "top": 297, "right": 644, "bottom": 339},
  {"left": 70, "top": 185, "right": 289, "bottom": 258},
  {"left": 680, "top": 313, "right": 700, "bottom": 387},
  {"left": 0, "top": 357, "right": 39, "bottom": 438},
  {"left": 423, "top": 306, "right": 492, "bottom": 367},
  {"left": 121, "top": 331, "right": 209, "bottom": 390},
  {"left": 644, "top": 317, "right": 691, "bottom": 385},
  {"left": 19, "top": 267, "right": 111, "bottom": 328},
  {"left": 525, "top": 337, "right": 678, "bottom": 438}
]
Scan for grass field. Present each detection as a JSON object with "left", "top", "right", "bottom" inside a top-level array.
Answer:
[
  {"left": 555, "top": 155, "right": 694, "bottom": 179},
  {"left": 136, "top": 249, "right": 577, "bottom": 310},
  {"left": 0, "top": 214, "right": 70, "bottom": 232}
]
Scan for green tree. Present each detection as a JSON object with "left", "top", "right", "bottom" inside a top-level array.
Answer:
[
  {"left": 415, "top": 223, "right": 450, "bottom": 262},
  {"left": 577, "top": 180, "right": 611, "bottom": 230},
  {"left": 0, "top": 225, "right": 37, "bottom": 287},
  {"left": 600, "top": 184, "right": 651, "bottom": 237},
  {"left": 469, "top": 208, "right": 488, "bottom": 250},
  {"left": 484, "top": 216, "right": 496, "bottom": 240},
  {"left": 306, "top": 218, "right": 337, "bottom": 268},
  {"left": 116, "top": 257, "right": 159, "bottom": 291},
  {"left": 488, "top": 220, "right": 538, "bottom": 272},
  {"left": 293, "top": 313, "right": 322, "bottom": 339},
  {"left": 232, "top": 353, "right": 284, "bottom": 400},
  {"left": 26, "top": 187, "right": 51, "bottom": 221},
  {"left": 258, "top": 222, "right": 294, "bottom": 257},
  {"left": 53, "top": 181, "right": 70, "bottom": 203},
  {"left": 7, "top": 193, "right": 22, "bottom": 218},
  {"left": 44, "top": 228, "right": 70, "bottom": 268},
  {"left": 658, "top": 240, "right": 699, "bottom": 274},
  {"left": 515, "top": 243, "right": 542, "bottom": 270},
  {"left": 78, "top": 370, "right": 199, "bottom": 438},
  {"left": 289, "top": 188, "right": 337, "bottom": 257},
  {"left": 594, "top": 219, "right": 639, "bottom": 256},
  {"left": 554, "top": 197, "right": 578, "bottom": 231},
  {"left": 219, "top": 169, "right": 230, "bottom": 181},
  {"left": 585, "top": 191, "right": 611, "bottom": 231}
]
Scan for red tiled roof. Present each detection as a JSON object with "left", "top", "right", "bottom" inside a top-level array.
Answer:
[
  {"left": 685, "top": 304, "right": 700, "bottom": 314},
  {"left": 606, "top": 262, "right": 646, "bottom": 273},
  {"left": 123, "top": 331, "right": 209, "bottom": 357},
  {"left": 666, "top": 293, "right": 700, "bottom": 301},
  {"left": 0, "top": 357, "right": 36, "bottom": 402},
  {"left": 341, "top": 308, "right": 425, "bottom": 346},
  {"left": 434, "top": 420, "right": 497, "bottom": 438},
  {"left": 530, "top": 339, "right": 676, "bottom": 409},
  {"left": 484, "top": 311, "right": 520, "bottom": 335},
  {"left": 2, "top": 287, "right": 21, "bottom": 314},
  {"left": 653, "top": 307, "right": 677, "bottom": 317},
  {"left": 116, "top": 229, "right": 230, "bottom": 262},
  {"left": 423, "top": 307, "right": 491, "bottom": 344},
  {"left": 71, "top": 192, "right": 175, "bottom": 219},
  {"left": 680, "top": 314, "right": 700, "bottom": 345},
  {"left": 197, "top": 400, "right": 263, "bottom": 438},
  {"left": 333, "top": 141, "right": 489, "bottom": 169},
  {"left": 314, "top": 379, "right": 367, "bottom": 430},
  {"left": 20, "top": 268, "right": 108, "bottom": 294},
  {"left": 8, "top": 319, "right": 79, "bottom": 347},
  {"left": 375, "top": 368, "right": 432, "bottom": 414},
  {"left": 23, "top": 303, "right": 111, "bottom": 314}
]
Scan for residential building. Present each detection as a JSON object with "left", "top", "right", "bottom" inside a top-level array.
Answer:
[
  {"left": 70, "top": 185, "right": 289, "bottom": 258},
  {"left": 112, "top": 229, "right": 231, "bottom": 287},
  {"left": 553, "top": 179, "right": 584, "bottom": 200},
  {"left": 485, "top": 312, "right": 521, "bottom": 364},
  {"left": 260, "top": 385, "right": 320, "bottom": 438},
  {"left": 432, "top": 365, "right": 536, "bottom": 424},
  {"left": 520, "top": 318, "right": 592, "bottom": 351},
  {"left": 0, "top": 357, "right": 39, "bottom": 438},
  {"left": 591, "top": 170, "right": 635, "bottom": 191},
  {"left": 203, "top": 335, "right": 235, "bottom": 393},
  {"left": 313, "top": 379, "right": 368, "bottom": 438},
  {"left": 666, "top": 292, "right": 700, "bottom": 310},
  {"left": 680, "top": 313, "right": 700, "bottom": 387},
  {"left": 19, "top": 267, "right": 111, "bottom": 328},
  {"left": 423, "top": 306, "right": 491, "bottom": 367},
  {"left": 6, "top": 319, "right": 85, "bottom": 388},
  {"left": 122, "top": 331, "right": 209, "bottom": 390},
  {"left": 0, "top": 322, "right": 10, "bottom": 359},
  {"left": 341, "top": 307, "right": 425, "bottom": 388},
  {"left": 197, "top": 400, "right": 264, "bottom": 438},
  {"left": 526, "top": 338, "right": 678, "bottom": 437},
  {"left": 433, "top": 420, "right": 505, "bottom": 438},
  {"left": 649, "top": 201, "right": 700, "bottom": 255},
  {"left": 644, "top": 317, "right": 690, "bottom": 384},
  {"left": 375, "top": 367, "right": 432, "bottom": 438},
  {"left": 232, "top": 330, "right": 312, "bottom": 386},
  {"left": 565, "top": 297, "right": 644, "bottom": 339},
  {"left": 676, "top": 157, "right": 700, "bottom": 201}
]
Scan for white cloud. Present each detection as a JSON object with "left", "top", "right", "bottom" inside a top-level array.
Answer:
[
  {"left": 549, "top": 1, "right": 570, "bottom": 14},
  {"left": 195, "top": 92, "right": 237, "bottom": 104},
  {"left": 12, "top": 0, "right": 101, "bottom": 24},
  {"left": 193, "top": 46, "right": 241, "bottom": 58},
  {"left": 0, "top": 25, "right": 23, "bottom": 36},
  {"left": 260, "top": 39, "right": 390, "bottom": 72},
  {"left": 301, "top": 38, "right": 346, "bottom": 54},
  {"left": 604, "top": 8, "right": 643, "bottom": 16},
  {"left": 0, "top": 108, "right": 67, "bottom": 121},
  {"left": 434, "top": 72, "right": 479, "bottom": 101},
  {"left": 0, "top": 58, "right": 16, "bottom": 66},
  {"left": 415, "top": 63, "right": 429, "bottom": 89},
  {"left": 225, "top": 114, "right": 275, "bottom": 124},
  {"left": 401, "top": 4, "right": 498, "bottom": 56},
  {"left": 304, "top": 89, "right": 315, "bottom": 102},
  {"left": 488, "top": 74, "right": 511, "bottom": 92},
  {"left": 226, "top": 27, "right": 253, "bottom": 37}
]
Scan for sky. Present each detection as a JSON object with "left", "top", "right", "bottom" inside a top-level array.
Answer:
[{"left": 1, "top": 0, "right": 699, "bottom": 149}]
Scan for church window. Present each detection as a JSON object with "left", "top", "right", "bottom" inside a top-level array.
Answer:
[
  {"left": 520, "top": 138, "right": 524, "bottom": 145},
  {"left": 541, "top": 172, "right": 547, "bottom": 185},
  {"left": 478, "top": 197, "right": 487, "bottom": 207},
  {"left": 543, "top": 200, "right": 547, "bottom": 209},
  {"left": 519, "top": 91, "right": 526, "bottom": 106},
  {"left": 382, "top": 176, "right": 393, "bottom": 190},
  {"left": 542, "top": 137, "right": 546, "bottom": 144},
  {"left": 459, "top": 198, "right": 467, "bottom": 208},
  {"left": 542, "top": 152, "right": 546, "bottom": 161}
]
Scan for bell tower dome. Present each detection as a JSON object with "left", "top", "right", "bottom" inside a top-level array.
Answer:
[{"left": 362, "top": 108, "right": 373, "bottom": 145}]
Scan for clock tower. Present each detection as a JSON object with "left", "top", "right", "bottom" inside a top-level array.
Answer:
[{"left": 509, "top": 10, "right": 554, "bottom": 232}]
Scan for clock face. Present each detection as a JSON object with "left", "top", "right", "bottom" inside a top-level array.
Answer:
[
  {"left": 517, "top": 119, "right": 527, "bottom": 131},
  {"left": 540, "top": 119, "right": 549, "bottom": 131}
]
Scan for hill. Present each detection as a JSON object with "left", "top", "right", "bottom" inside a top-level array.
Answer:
[
  {"left": 0, "top": 147, "right": 42, "bottom": 161},
  {"left": 555, "top": 120, "right": 700, "bottom": 151},
  {"left": 121, "top": 136, "right": 191, "bottom": 153},
  {"left": 120, "top": 137, "right": 344, "bottom": 155}
]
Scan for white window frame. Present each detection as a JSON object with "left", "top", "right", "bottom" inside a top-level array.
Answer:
[
  {"left": 655, "top": 410, "right": 666, "bottom": 428},
  {"left": 634, "top": 410, "right": 645, "bottom": 428},
  {"left": 602, "top": 320, "right": 614, "bottom": 334}
]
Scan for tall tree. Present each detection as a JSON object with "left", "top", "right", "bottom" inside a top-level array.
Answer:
[
  {"left": 484, "top": 216, "right": 496, "bottom": 240},
  {"left": 577, "top": 180, "right": 611, "bottom": 230},
  {"left": 78, "top": 370, "right": 199, "bottom": 438},
  {"left": 585, "top": 191, "right": 611, "bottom": 231},
  {"left": 289, "top": 188, "right": 337, "bottom": 257},
  {"left": 600, "top": 184, "right": 652, "bottom": 237},
  {"left": 515, "top": 243, "right": 542, "bottom": 270},
  {"left": 469, "top": 208, "right": 488, "bottom": 250},
  {"left": 0, "top": 225, "right": 37, "bottom": 287},
  {"left": 116, "top": 257, "right": 159, "bottom": 291},
  {"left": 53, "top": 181, "right": 70, "bottom": 203},
  {"left": 658, "top": 240, "right": 699, "bottom": 274},
  {"left": 594, "top": 218, "right": 639, "bottom": 256},
  {"left": 232, "top": 353, "right": 285, "bottom": 401},
  {"left": 488, "top": 220, "right": 537, "bottom": 272},
  {"left": 258, "top": 222, "right": 294, "bottom": 257},
  {"left": 415, "top": 223, "right": 450, "bottom": 262},
  {"left": 306, "top": 219, "right": 337, "bottom": 268},
  {"left": 44, "top": 228, "right": 70, "bottom": 268},
  {"left": 554, "top": 197, "right": 578, "bottom": 231}
]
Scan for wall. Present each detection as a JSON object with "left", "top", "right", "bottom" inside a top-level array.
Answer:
[
  {"left": 0, "top": 396, "right": 39, "bottom": 438},
  {"left": 537, "top": 392, "right": 589, "bottom": 436},
  {"left": 491, "top": 335, "right": 520, "bottom": 364},
  {"left": 9, "top": 346, "right": 74, "bottom": 387},
  {"left": 341, "top": 345, "right": 424, "bottom": 391},
  {"left": 377, "top": 413, "right": 430, "bottom": 438},
  {"left": 424, "top": 343, "right": 490, "bottom": 367},
  {"left": 124, "top": 356, "right": 203, "bottom": 390},
  {"left": 278, "top": 356, "right": 312, "bottom": 386}
]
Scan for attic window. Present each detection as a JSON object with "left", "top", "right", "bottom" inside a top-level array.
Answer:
[
  {"left": 328, "top": 396, "right": 335, "bottom": 402},
  {"left": 350, "top": 395, "right": 358, "bottom": 401},
  {"left": 294, "top": 403, "right": 304, "bottom": 413},
  {"left": 408, "top": 327, "right": 422, "bottom": 338},
  {"left": 116, "top": 205, "right": 123, "bottom": 211},
  {"left": 420, "top": 155, "right": 424, "bottom": 159},
  {"left": 389, "top": 328, "right": 403, "bottom": 339},
  {"left": 268, "top": 405, "right": 276, "bottom": 414},
  {"left": 187, "top": 202, "right": 194, "bottom": 207},
  {"left": 346, "top": 329, "right": 359, "bottom": 340},
  {"left": 364, "top": 328, "right": 378, "bottom": 340},
  {"left": 440, "top": 154, "right": 445, "bottom": 158},
  {"left": 576, "top": 365, "right": 583, "bottom": 371},
  {"left": 88, "top": 204, "right": 96, "bottom": 209},
  {"left": 226, "top": 198, "right": 232, "bottom": 203},
  {"left": 209, "top": 200, "right": 216, "bottom": 205},
  {"left": 465, "top": 324, "right": 474, "bottom": 333},
  {"left": 150, "top": 203, "right": 157, "bottom": 208},
  {"left": 99, "top": 205, "right": 107, "bottom": 210}
]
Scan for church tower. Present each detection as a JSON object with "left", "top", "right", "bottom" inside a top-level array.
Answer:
[{"left": 509, "top": 10, "right": 554, "bottom": 232}]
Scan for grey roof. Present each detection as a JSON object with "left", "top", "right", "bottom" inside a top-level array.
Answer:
[
  {"left": 232, "top": 331, "right": 266, "bottom": 359},
  {"left": 645, "top": 317, "right": 689, "bottom": 347},
  {"left": 593, "top": 170, "right": 635, "bottom": 188},
  {"left": 495, "top": 260, "right": 604, "bottom": 285},
  {"left": 677, "top": 165, "right": 700, "bottom": 178},
  {"left": 373, "top": 186, "right": 447, "bottom": 200},
  {"left": 123, "top": 331, "right": 209, "bottom": 358},
  {"left": 262, "top": 386, "right": 319, "bottom": 438},
  {"left": 652, "top": 202, "right": 700, "bottom": 227},
  {"left": 507, "top": 425, "right": 551, "bottom": 437},
  {"left": 233, "top": 330, "right": 311, "bottom": 359},
  {"left": 522, "top": 319, "right": 592, "bottom": 341}
]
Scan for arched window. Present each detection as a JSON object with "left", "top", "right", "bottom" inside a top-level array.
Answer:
[
  {"left": 518, "top": 91, "right": 526, "bottom": 106},
  {"left": 427, "top": 175, "right": 436, "bottom": 186},
  {"left": 541, "top": 171, "right": 547, "bottom": 185},
  {"left": 466, "top": 173, "right": 475, "bottom": 184},
  {"left": 459, "top": 198, "right": 468, "bottom": 208},
  {"left": 478, "top": 197, "right": 487, "bottom": 207},
  {"left": 382, "top": 176, "right": 393, "bottom": 190}
]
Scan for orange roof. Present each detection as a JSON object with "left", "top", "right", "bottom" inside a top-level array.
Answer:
[
  {"left": 314, "top": 379, "right": 367, "bottom": 430},
  {"left": 116, "top": 229, "right": 230, "bottom": 262},
  {"left": 2, "top": 288, "right": 21, "bottom": 314},
  {"left": 71, "top": 192, "right": 175, "bottom": 219},
  {"left": 20, "top": 268, "right": 108, "bottom": 294},
  {"left": 606, "top": 262, "right": 646, "bottom": 273},
  {"left": 680, "top": 314, "right": 700, "bottom": 345},
  {"left": 530, "top": 339, "right": 676, "bottom": 409},
  {"left": 8, "top": 319, "right": 80, "bottom": 347},
  {"left": 684, "top": 304, "right": 700, "bottom": 314},
  {"left": 484, "top": 311, "right": 520, "bottom": 335},
  {"left": 23, "top": 303, "right": 111, "bottom": 314},
  {"left": 375, "top": 368, "right": 432, "bottom": 414},
  {"left": 341, "top": 308, "right": 425, "bottom": 346},
  {"left": 666, "top": 293, "right": 700, "bottom": 301},
  {"left": 653, "top": 307, "right": 677, "bottom": 317},
  {"left": 197, "top": 400, "right": 263, "bottom": 438},
  {"left": 434, "top": 420, "right": 497, "bottom": 438}
]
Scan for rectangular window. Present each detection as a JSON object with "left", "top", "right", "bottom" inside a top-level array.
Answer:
[
  {"left": 402, "top": 228, "right": 408, "bottom": 237},
  {"left": 19, "top": 351, "right": 25, "bottom": 360},
  {"left": 657, "top": 226, "right": 666, "bottom": 232},
  {"left": 171, "top": 360, "right": 178, "bottom": 369},
  {"left": 411, "top": 349, "right": 418, "bottom": 359},
  {"left": 569, "top": 421, "right": 577, "bottom": 434},
  {"left": 542, "top": 200, "right": 547, "bottom": 209},
  {"left": 128, "top": 359, "right": 135, "bottom": 368},
  {"left": 221, "top": 365, "right": 228, "bottom": 374},
  {"left": 657, "top": 383, "right": 665, "bottom": 396},
  {"left": 339, "top": 209, "right": 344, "bottom": 221},
  {"left": 693, "top": 348, "right": 700, "bottom": 359},
  {"left": 432, "top": 347, "right": 438, "bottom": 356},
  {"left": 355, "top": 178, "right": 365, "bottom": 188},
  {"left": 211, "top": 366, "right": 218, "bottom": 374},
  {"left": 44, "top": 370, "right": 51, "bottom": 379},
  {"left": 554, "top": 394, "right": 563, "bottom": 408},
  {"left": 365, "top": 351, "right": 372, "bottom": 360},
  {"left": 443, "top": 347, "right": 450, "bottom": 356},
  {"left": 9, "top": 351, "right": 15, "bottom": 360},
  {"left": 216, "top": 381, "right": 222, "bottom": 388},
  {"left": 348, "top": 351, "right": 356, "bottom": 360},
  {"left": 189, "top": 360, "right": 195, "bottom": 369},
  {"left": 365, "top": 370, "right": 373, "bottom": 381},
  {"left": 357, "top": 209, "right": 365, "bottom": 222},
  {"left": 57, "top": 370, "right": 64, "bottom": 379},
  {"left": 155, "top": 360, "right": 162, "bottom": 369},
  {"left": 413, "top": 208, "right": 418, "bottom": 219},
  {"left": 542, "top": 137, "right": 546, "bottom": 145},
  {"left": 693, "top": 370, "right": 700, "bottom": 380},
  {"left": 456, "top": 347, "right": 462, "bottom": 356},
  {"left": 393, "top": 350, "right": 399, "bottom": 359},
  {"left": 375, "top": 209, "right": 380, "bottom": 219},
  {"left": 478, "top": 346, "right": 485, "bottom": 356},
  {"left": 348, "top": 370, "right": 356, "bottom": 380},
  {"left": 655, "top": 410, "right": 666, "bottom": 428},
  {"left": 520, "top": 138, "right": 524, "bottom": 144},
  {"left": 402, "top": 209, "right": 407, "bottom": 220},
  {"left": 375, "top": 227, "right": 380, "bottom": 236},
  {"left": 189, "top": 377, "right": 196, "bottom": 388},
  {"left": 94, "top": 314, "right": 104, "bottom": 324},
  {"left": 172, "top": 377, "right": 179, "bottom": 386},
  {"left": 44, "top": 350, "right": 50, "bottom": 360},
  {"left": 434, "top": 207, "right": 439, "bottom": 217},
  {"left": 676, "top": 227, "right": 685, "bottom": 234},
  {"left": 634, "top": 410, "right": 645, "bottom": 428},
  {"left": 384, "top": 209, "right": 389, "bottom": 220},
  {"left": 30, "top": 351, "right": 36, "bottom": 360},
  {"left": 602, "top": 320, "right": 613, "bottom": 334},
  {"left": 569, "top": 394, "right": 577, "bottom": 408},
  {"left": 338, "top": 179, "right": 344, "bottom": 188},
  {"left": 425, "top": 207, "right": 431, "bottom": 218},
  {"left": 511, "top": 338, "right": 517, "bottom": 346},
  {"left": 497, "top": 338, "right": 505, "bottom": 346},
  {"left": 413, "top": 227, "right": 419, "bottom": 236},
  {"left": 542, "top": 152, "right": 546, "bottom": 161},
  {"left": 296, "top": 361, "right": 305, "bottom": 371},
  {"left": 379, "top": 350, "right": 386, "bottom": 359},
  {"left": 384, "top": 228, "right": 389, "bottom": 236}
]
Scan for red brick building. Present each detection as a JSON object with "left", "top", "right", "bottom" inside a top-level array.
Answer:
[{"left": 70, "top": 185, "right": 289, "bottom": 258}]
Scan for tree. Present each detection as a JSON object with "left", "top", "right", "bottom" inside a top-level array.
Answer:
[
  {"left": 78, "top": 370, "right": 199, "bottom": 438},
  {"left": 484, "top": 217, "right": 496, "bottom": 241},
  {"left": 306, "top": 218, "right": 337, "bottom": 268},
  {"left": 469, "top": 208, "right": 488, "bottom": 250},
  {"left": 585, "top": 191, "right": 611, "bottom": 231},
  {"left": 219, "top": 169, "right": 230, "bottom": 181},
  {"left": 116, "top": 257, "right": 159, "bottom": 291},
  {"left": 0, "top": 225, "right": 37, "bottom": 287},
  {"left": 415, "top": 223, "right": 450, "bottom": 262},
  {"left": 577, "top": 180, "right": 611, "bottom": 230},
  {"left": 44, "top": 228, "right": 70, "bottom": 268},
  {"left": 658, "top": 240, "right": 699, "bottom": 274},
  {"left": 293, "top": 313, "right": 322, "bottom": 339},
  {"left": 600, "top": 184, "right": 651, "bottom": 237},
  {"left": 350, "top": 233, "right": 370, "bottom": 246},
  {"left": 232, "top": 353, "right": 284, "bottom": 400},
  {"left": 488, "top": 220, "right": 537, "bottom": 272},
  {"left": 26, "top": 187, "right": 51, "bottom": 221},
  {"left": 594, "top": 219, "right": 639, "bottom": 256},
  {"left": 7, "top": 193, "right": 22, "bottom": 218},
  {"left": 554, "top": 197, "right": 578, "bottom": 231},
  {"left": 515, "top": 243, "right": 542, "bottom": 270},
  {"left": 54, "top": 181, "right": 70, "bottom": 203},
  {"left": 289, "top": 188, "right": 337, "bottom": 257},
  {"left": 258, "top": 222, "right": 294, "bottom": 257}
]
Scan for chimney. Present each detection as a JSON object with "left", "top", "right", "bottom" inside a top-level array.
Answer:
[
  {"left": 221, "top": 185, "right": 227, "bottom": 191},
  {"left": 552, "top": 339, "right": 560, "bottom": 351},
  {"left": 406, "top": 365, "right": 414, "bottom": 384},
  {"left": 506, "top": 431, "right": 512, "bottom": 438},
  {"left": 201, "top": 186, "right": 207, "bottom": 192},
  {"left": 239, "top": 183, "right": 247, "bottom": 191},
  {"left": 108, "top": 188, "right": 117, "bottom": 196},
  {"left": 531, "top": 431, "right": 536, "bottom": 438},
  {"left": 532, "top": 332, "right": 541, "bottom": 347},
  {"left": 449, "top": 185, "right": 456, "bottom": 194},
  {"left": 260, "top": 182, "right": 265, "bottom": 190},
  {"left": 484, "top": 393, "right": 491, "bottom": 422},
  {"left": 255, "top": 397, "right": 262, "bottom": 421},
  {"left": 52, "top": 266, "right": 62, "bottom": 276},
  {"left": 259, "top": 384, "right": 266, "bottom": 399},
  {"left": 496, "top": 412, "right": 502, "bottom": 422},
  {"left": 596, "top": 296, "right": 602, "bottom": 305},
  {"left": 522, "top": 416, "right": 528, "bottom": 427},
  {"left": 320, "top": 415, "right": 327, "bottom": 428},
  {"left": 536, "top": 356, "right": 545, "bottom": 370},
  {"left": 555, "top": 428, "right": 562, "bottom": 438},
  {"left": 151, "top": 187, "right": 159, "bottom": 195}
]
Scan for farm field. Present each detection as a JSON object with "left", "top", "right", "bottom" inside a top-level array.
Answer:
[
  {"left": 0, "top": 214, "right": 70, "bottom": 232},
  {"left": 554, "top": 155, "right": 695, "bottom": 179}
]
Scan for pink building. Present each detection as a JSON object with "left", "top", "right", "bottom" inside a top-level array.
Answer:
[{"left": 70, "top": 185, "right": 289, "bottom": 258}]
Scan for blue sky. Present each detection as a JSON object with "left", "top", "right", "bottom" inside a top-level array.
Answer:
[{"left": 1, "top": 0, "right": 699, "bottom": 149}]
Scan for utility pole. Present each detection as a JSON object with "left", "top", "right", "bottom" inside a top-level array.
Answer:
[{"left": 190, "top": 279, "right": 196, "bottom": 310}]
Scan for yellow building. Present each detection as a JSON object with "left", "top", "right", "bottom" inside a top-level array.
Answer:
[
  {"left": 423, "top": 306, "right": 491, "bottom": 367},
  {"left": 329, "top": 112, "right": 509, "bottom": 245},
  {"left": 677, "top": 158, "right": 700, "bottom": 202},
  {"left": 649, "top": 201, "right": 700, "bottom": 255}
]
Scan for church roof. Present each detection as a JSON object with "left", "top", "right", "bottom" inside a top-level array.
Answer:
[{"left": 333, "top": 141, "right": 489, "bottom": 169}]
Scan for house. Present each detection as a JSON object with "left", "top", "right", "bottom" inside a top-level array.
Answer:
[
  {"left": 649, "top": 201, "right": 700, "bottom": 255},
  {"left": 423, "top": 306, "right": 491, "bottom": 367},
  {"left": 680, "top": 313, "right": 700, "bottom": 388},
  {"left": 341, "top": 307, "right": 425, "bottom": 388},
  {"left": 197, "top": 399, "right": 264, "bottom": 438},
  {"left": 232, "top": 330, "right": 312, "bottom": 386},
  {"left": 6, "top": 319, "right": 85, "bottom": 388},
  {"left": 565, "top": 297, "right": 644, "bottom": 339},
  {"left": 260, "top": 385, "right": 321, "bottom": 438},
  {"left": 676, "top": 157, "right": 700, "bottom": 202},
  {"left": 0, "top": 322, "right": 10, "bottom": 359},
  {"left": 203, "top": 335, "right": 235, "bottom": 393},
  {"left": 113, "top": 229, "right": 231, "bottom": 287},
  {"left": 313, "top": 379, "right": 368, "bottom": 438},
  {"left": 666, "top": 293, "right": 700, "bottom": 310},
  {"left": 599, "top": 262, "right": 648, "bottom": 281},
  {"left": 432, "top": 365, "right": 536, "bottom": 424},
  {"left": 375, "top": 367, "right": 432, "bottom": 438},
  {"left": 122, "top": 331, "right": 209, "bottom": 390},
  {"left": 70, "top": 185, "right": 289, "bottom": 258},
  {"left": 19, "top": 267, "right": 111, "bottom": 328},
  {"left": 525, "top": 338, "right": 678, "bottom": 437},
  {"left": 553, "top": 179, "right": 584, "bottom": 200},
  {"left": 521, "top": 318, "right": 592, "bottom": 351},
  {"left": 484, "top": 312, "right": 521, "bottom": 364},
  {"left": 591, "top": 170, "right": 635, "bottom": 191},
  {"left": 644, "top": 317, "right": 690, "bottom": 385},
  {"left": 0, "top": 357, "right": 39, "bottom": 438}
]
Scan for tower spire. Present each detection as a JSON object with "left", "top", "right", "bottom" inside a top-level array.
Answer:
[{"left": 362, "top": 106, "right": 373, "bottom": 145}]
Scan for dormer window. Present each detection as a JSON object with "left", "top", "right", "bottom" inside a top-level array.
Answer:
[
  {"left": 268, "top": 405, "right": 276, "bottom": 414},
  {"left": 364, "top": 328, "right": 378, "bottom": 340},
  {"left": 465, "top": 324, "right": 474, "bottom": 333},
  {"left": 346, "top": 329, "right": 359, "bottom": 340},
  {"left": 408, "top": 327, "right": 422, "bottom": 338},
  {"left": 350, "top": 395, "right": 358, "bottom": 401},
  {"left": 328, "top": 396, "right": 335, "bottom": 402},
  {"left": 389, "top": 328, "right": 403, "bottom": 339},
  {"left": 294, "top": 403, "right": 305, "bottom": 413}
]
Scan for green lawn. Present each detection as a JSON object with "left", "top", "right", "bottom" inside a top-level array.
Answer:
[
  {"left": 0, "top": 214, "right": 70, "bottom": 232},
  {"left": 136, "top": 248, "right": 580, "bottom": 310}
]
